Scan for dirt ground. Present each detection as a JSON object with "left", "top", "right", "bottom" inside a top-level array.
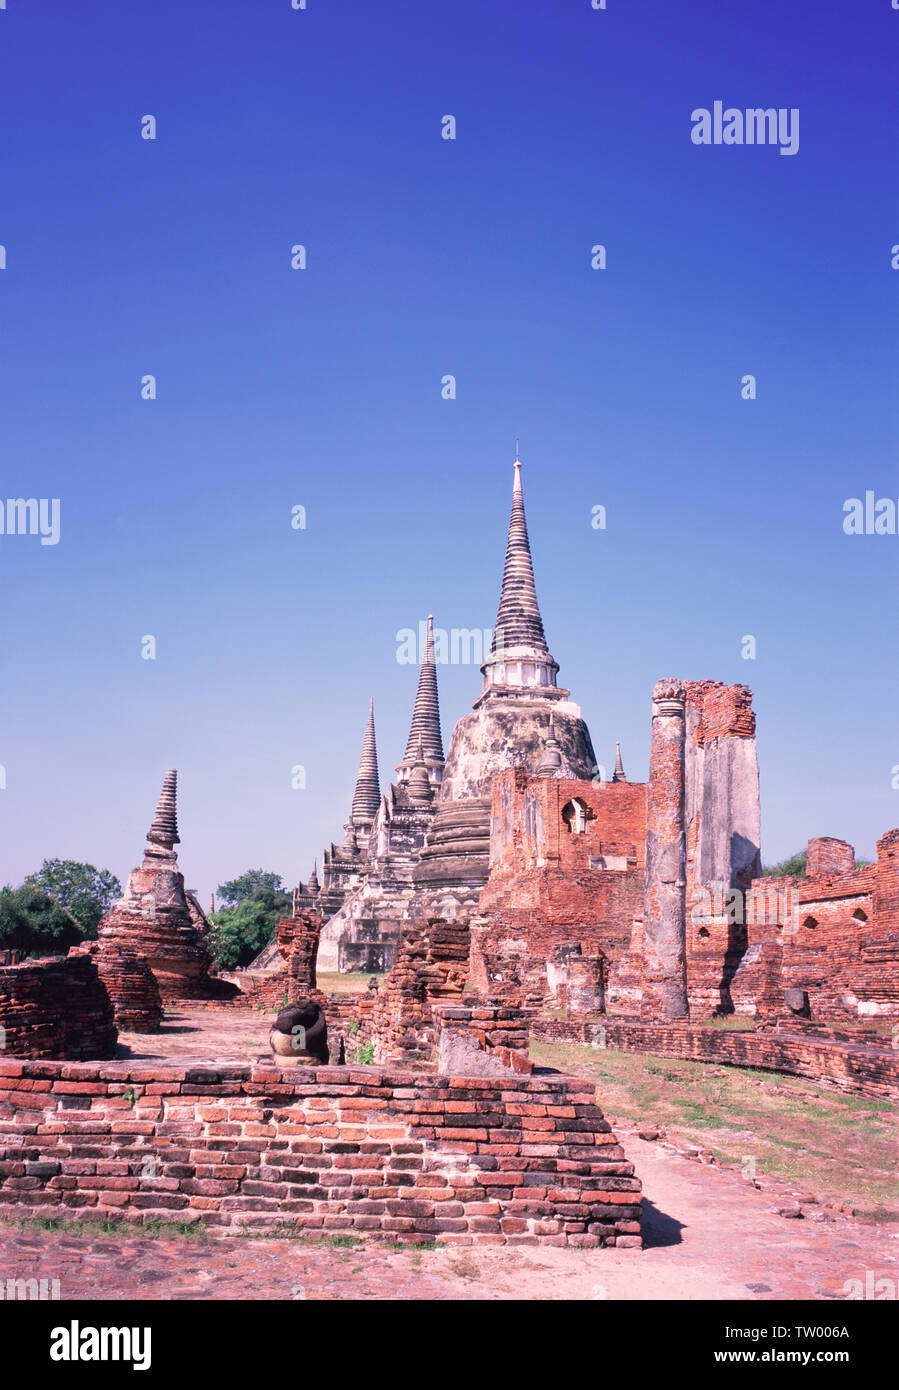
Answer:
[
  {"left": 4, "top": 1008, "right": 895, "bottom": 1300},
  {"left": 3, "top": 1127, "right": 895, "bottom": 1299}
]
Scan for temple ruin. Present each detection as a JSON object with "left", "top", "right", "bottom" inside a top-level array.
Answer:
[
  {"left": 97, "top": 770, "right": 237, "bottom": 1006},
  {"left": 0, "top": 453, "right": 896, "bottom": 1251},
  {"left": 271, "top": 453, "right": 896, "bottom": 1030}
]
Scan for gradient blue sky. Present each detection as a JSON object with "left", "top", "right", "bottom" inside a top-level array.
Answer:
[{"left": 1, "top": 0, "right": 897, "bottom": 901}]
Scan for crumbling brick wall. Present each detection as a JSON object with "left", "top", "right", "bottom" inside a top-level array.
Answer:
[
  {"left": 530, "top": 1016, "right": 899, "bottom": 1101},
  {"left": 873, "top": 828, "right": 899, "bottom": 942},
  {"left": 0, "top": 1058, "right": 642, "bottom": 1247},
  {"left": 806, "top": 838, "right": 856, "bottom": 880},
  {"left": 434, "top": 1002, "right": 533, "bottom": 1074},
  {"left": 371, "top": 917, "right": 470, "bottom": 1063},
  {"left": 278, "top": 910, "right": 323, "bottom": 1002},
  {"left": 476, "top": 771, "right": 646, "bottom": 1008},
  {"left": 475, "top": 683, "right": 761, "bottom": 1018},
  {"left": 229, "top": 911, "right": 325, "bottom": 1012},
  {"left": 712, "top": 830, "right": 899, "bottom": 1021},
  {"left": 323, "top": 993, "right": 377, "bottom": 1052},
  {"left": 72, "top": 944, "right": 163, "bottom": 1034},
  {"left": 0, "top": 956, "right": 117, "bottom": 1060}
]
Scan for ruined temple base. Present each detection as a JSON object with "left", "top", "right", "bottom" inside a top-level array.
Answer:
[{"left": 0, "top": 1046, "right": 642, "bottom": 1248}]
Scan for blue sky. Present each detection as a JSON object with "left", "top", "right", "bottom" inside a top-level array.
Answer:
[{"left": 1, "top": 0, "right": 897, "bottom": 899}]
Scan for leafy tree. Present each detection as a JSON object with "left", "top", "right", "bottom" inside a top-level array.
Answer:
[
  {"left": 209, "top": 871, "right": 291, "bottom": 970},
  {"left": 0, "top": 884, "right": 85, "bottom": 954},
  {"left": 761, "top": 850, "right": 807, "bottom": 879},
  {"left": 216, "top": 870, "right": 285, "bottom": 907},
  {"left": 23, "top": 859, "right": 121, "bottom": 939}
]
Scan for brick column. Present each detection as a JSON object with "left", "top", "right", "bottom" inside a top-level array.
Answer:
[
  {"left": 806, "top": 837, "right": 854, "bottom": 880},
  {"left": 545, "top": 781, "right": 562, "bottom": 863},
  {"left": 874, "top": 829, "right": 899, "bottom": 931},
  {"left": 641, "top": 678, "right": 689, "bottom": 1019}
]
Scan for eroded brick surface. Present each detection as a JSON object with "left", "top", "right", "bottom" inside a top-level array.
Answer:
[{"left": 0, "top": 1046, "right": 641, "bottom": 1248}]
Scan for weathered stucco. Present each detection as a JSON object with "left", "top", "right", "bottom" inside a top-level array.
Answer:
[
  {"left": 684, "top": 688, "right": 761, "bottom": 896},
  {"left": 412, "top": 697, "right": 597, "bottom": 902},
  {"left": 641, "top": 680, "right": 689, "bottom": 1019}
]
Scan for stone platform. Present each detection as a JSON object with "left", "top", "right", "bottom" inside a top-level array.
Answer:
[{"left": 0, "top": 1010, "right": 642, "bottom": 1248}]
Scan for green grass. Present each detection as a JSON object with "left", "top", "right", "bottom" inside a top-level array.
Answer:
[
  {"left": 4, "top": 1216, "right": 441, "bottom": 1251},
  {"left": 531, "top": 1039, "right": 898, "bottom": 1220},
  {"left": 8, "top": 1216, "right": 209, "bottom": 1241},
  {"left": 318, "top": 972, "right": 382, "bottom": 996}
]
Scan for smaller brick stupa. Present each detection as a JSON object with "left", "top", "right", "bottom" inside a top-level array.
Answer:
[
  {"left": 98, "top": 770, "right": 237, "bottom": 1004},
  {"left": 73, "top": 941, "right": 163, "bottom": 1033}
]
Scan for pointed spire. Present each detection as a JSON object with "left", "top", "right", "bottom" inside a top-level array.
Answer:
[
  {"left": 537, "top": 713, "right": 563, "bottom": 777},
  {"left": 397, "top": 614, "right": 445, "bottom": 783},
  {"left": 491, "top": 457, "right": 549, "bottom": 656},
  {"left": 612, "top": 741, "right": 627, "bottom": 783},
  {"left": 478, "top": 453, "right": 562, "bottom": 703},
  {"left": 307, "top": 859, "right": 320, "bottom": 892},
  {"left": 407, "top": 736, "right": 434, "bottom": 803},
  {"left": 350, "top": 698, "right": 381, "bottom": 826},
  {"left": 147, "top": 769, "right": 180, "bottom": 848}
]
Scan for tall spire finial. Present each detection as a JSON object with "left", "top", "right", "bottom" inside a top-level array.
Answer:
[
  {"left": 612, "top": 741, "right": 627, "bottom": 783},
  {"left": 477, "top": 453, "right": 563, "bottom": 703},
  {"left": 490, "top": 456, "right": 549, "bottom": 654},
  {"left": 147, "top": 769, "right": 180, "bottom": 848},
  {"left": 350, "top": 698, "right": 381, "bottom": 826},
  {"left": 397, "top": 614, "right": 445, "bottom": 784}
]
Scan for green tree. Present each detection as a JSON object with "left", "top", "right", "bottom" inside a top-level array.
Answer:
[
  {"left": 762, "top": 850, "right": 807, "bottom": 879},
  {"left": 209, "top": 871, "right": 291, "bottom": 970},
  {"left": 23, "top": 859, "right": 121, "bottom": 938},
  {"left": 0, "top": 884, "right": 85, "bottom": 954},
  {"left": 216, "top": 869, "right": 285, "bottom": 906}
]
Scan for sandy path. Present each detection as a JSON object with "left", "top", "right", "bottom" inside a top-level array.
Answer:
[{"left": 2, "top": 1126, "right": 894, "bottom": 1301}]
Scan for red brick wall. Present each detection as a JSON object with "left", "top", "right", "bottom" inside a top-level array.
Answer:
[
  {"left": 874, "top": 829, "right": 899, "bottom": 928},
  {"left": 807, "top": 838, "right": 855, "bottom": 880},
  {"left": 371, "top": 918, "right": 471, "bottom": 1063},
  {"left": 434, "top": 1003, "right": 533, "bottom": 1074},
  {"left": 737, "top": 843, "right": 899, "bottom": 1018},
  {"left": 221, "top": 911, "right": 326, "bottom": 1013},
  {"left": 530, "top": 1018, "right": 899, "bottom": 1101},
  {"left": 0, "top": 956, "right": 117, "bottom": 1060},
  {"left": 476, "top": 772, "right": 647, "bottom": 1007},
  {"left": 684, "top": 680, "right": 756, "bottom": 742},
  {"left": 0, "top": 1059, "right": 641, "bottom": 1247},
  {"left": 681, "top": 826, "right": 899, "bottom": 1021}
]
